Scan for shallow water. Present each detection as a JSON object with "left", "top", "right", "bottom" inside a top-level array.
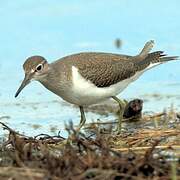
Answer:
[{"left": 0, "top": 1, "right": 180, "bottom": 136}]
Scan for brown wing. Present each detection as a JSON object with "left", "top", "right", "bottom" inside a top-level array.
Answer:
[{"left": 71, "top": 53, "right": 137, "bottom": 87}]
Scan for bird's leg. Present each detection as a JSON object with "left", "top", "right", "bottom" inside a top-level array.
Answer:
[
  {"left": 112, "top": 96, "right": 126, "bottom": 133},
  {"left": 67, "top": 106, "right": 86, "bottom": 143},
  {"left": 79, "top": 106, "right": 86, "bottom": 129}
]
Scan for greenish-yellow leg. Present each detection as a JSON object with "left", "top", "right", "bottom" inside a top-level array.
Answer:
[
  {"left": 79, "top": 106, "right": 86, "bottom": 129},
  {"left": 112, "top": 96, "right": 125, "bottom": 133}
]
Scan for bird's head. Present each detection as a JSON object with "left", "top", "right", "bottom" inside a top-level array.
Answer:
[{"left": 15, "top": 55, "right": 49, "bottom": 97}]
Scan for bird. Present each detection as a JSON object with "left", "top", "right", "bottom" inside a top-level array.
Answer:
[{"left": 15, "top": 40, "right": 178, "bottom": 132}]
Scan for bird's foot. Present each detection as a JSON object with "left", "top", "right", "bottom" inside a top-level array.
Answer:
[{"left": 76, "top": 123, "right": 83, "bottom": 132}]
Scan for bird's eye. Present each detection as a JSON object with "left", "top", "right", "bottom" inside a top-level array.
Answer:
[{"left": 36, "top": 64, "right": 43, "bottom": 71}]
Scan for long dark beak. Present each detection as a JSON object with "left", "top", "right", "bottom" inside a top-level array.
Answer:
[{"left": 15, "top": 74, "right": 31, "bottom": 98}]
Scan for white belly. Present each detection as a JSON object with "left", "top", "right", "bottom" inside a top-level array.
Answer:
[
  {"left": 64, "top": 66, "right": 145, "bottom": 106},
  {"left": 62, "top": 63, "right": 161, "bottom": 106}
]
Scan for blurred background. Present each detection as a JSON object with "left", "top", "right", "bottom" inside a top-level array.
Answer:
[{"left": 0, "top": 0, "right": 179, "bottom": 135}]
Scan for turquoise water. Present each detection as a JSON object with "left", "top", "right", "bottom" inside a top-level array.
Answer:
[{"left": 0, "top": 1, "right": 180, "bottom": 135}]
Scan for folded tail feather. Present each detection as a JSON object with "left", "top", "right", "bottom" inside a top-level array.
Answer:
[{"left": 135, "top": 51, "right": 179, "bottom": 71}]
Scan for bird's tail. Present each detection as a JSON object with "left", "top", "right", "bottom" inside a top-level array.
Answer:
[{"left": 135, "top": 51, "right": 179, "bottom": 71}]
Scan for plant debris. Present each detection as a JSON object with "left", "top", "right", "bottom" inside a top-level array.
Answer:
[{"left": 0, "top": 113, "right": 179, "bottom": 180}]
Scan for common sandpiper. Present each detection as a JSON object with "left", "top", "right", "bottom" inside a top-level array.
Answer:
[{"left": 15, "top": 40, "right": 179, "bottom": 132}]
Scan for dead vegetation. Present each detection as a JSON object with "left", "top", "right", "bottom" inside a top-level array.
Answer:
[
  {"left": 0, "top": 100, "right": 179, "bottom": 179},
  {"left": 0, "top": 109, "right": 179, "bottom": 180}
]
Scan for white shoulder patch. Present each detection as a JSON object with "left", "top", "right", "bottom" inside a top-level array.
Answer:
[{"left": 72, "top": 66, "right": 96, "bottom": 89}]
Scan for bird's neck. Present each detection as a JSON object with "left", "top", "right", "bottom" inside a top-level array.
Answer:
[{"left": 38, "top": 69, "right": 67, "bottom": 97}]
